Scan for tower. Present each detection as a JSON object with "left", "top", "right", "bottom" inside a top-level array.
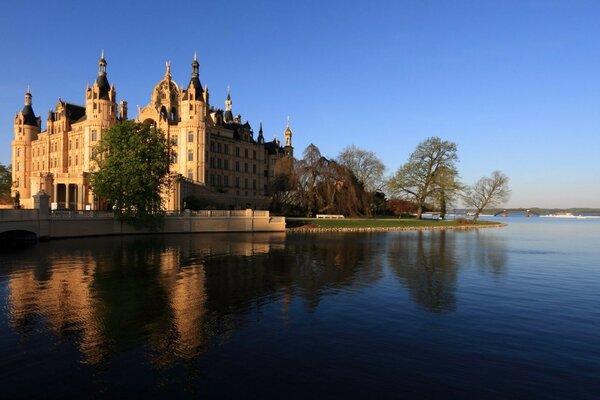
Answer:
[
  {"left": 85, "top": 51, "right": 117, "bottom": 127},
  {"left": 224, "top": 86, "right": 233, "bottom": 123},
  {"left": 284, "top": 117, "right": 293, "bottom": 157},
  {"left": 12, "top": 87, "right": 41, "bottom": 203}
]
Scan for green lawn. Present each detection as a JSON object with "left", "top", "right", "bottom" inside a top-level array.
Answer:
[{"left": 287, "top": 218, "right": 500, "bottom": 229}]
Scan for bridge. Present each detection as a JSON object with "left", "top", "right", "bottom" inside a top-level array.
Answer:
[
  {"left": 492, "top": 209, "right": 540, "bottom": 217},
  {"left": 0, "top": 192, "right": 285, "bottom": 245}
]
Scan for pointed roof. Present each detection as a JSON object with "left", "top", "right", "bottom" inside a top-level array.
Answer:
[
  {"left": 186, "top": 52, "right": 203, "bottom": 100},
  {"left": 21, "top": 87, "right": 38, "bottom": 126},
  {"left": 95, "top": 51, "right": 111, "bottom": 100}
]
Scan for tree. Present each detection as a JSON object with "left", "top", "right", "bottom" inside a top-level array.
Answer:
[
  {"left": 90, "top": 121, "right": 172, "bottom": 228},
  {"left": 462, "top": 171, "right": 510, "bottom": 222},
  {"left": 269, "top": 156, "right": 300, "bottom": 214},
  {"left": 0, "top": 163, "right": 12, "bottom": 204},
  {"left": 388, "top": 137, "right": 459, "bottom": 219},
  {"left": 337, "top": 145, "right": 385, "bottom": 193},
  {"left": 296, "top": 144, "right": 370, "bottom": 216}
]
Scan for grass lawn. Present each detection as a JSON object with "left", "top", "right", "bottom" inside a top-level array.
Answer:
[{"left": 287, "top": 218, "right": 501, "bottom": 229}]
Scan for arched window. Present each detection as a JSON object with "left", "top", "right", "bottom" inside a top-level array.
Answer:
[{"left": 170, "top": 107, "right": 177, "bottom": 122}]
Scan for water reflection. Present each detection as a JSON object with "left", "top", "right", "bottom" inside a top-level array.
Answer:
[
  {"left": 388, "top": 231, "right": 459, "bottom": 313},
  {"left": 1, "top": 230, "right": 507, "bottom": 370}
]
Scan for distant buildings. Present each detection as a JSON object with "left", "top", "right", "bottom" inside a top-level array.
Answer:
[{"left": 11, "top": 53, "right": 293, "bottom": 210}]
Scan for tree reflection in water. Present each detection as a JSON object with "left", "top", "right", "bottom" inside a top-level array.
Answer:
[{"left": 388, "top": 231, "right": 459, "bottom": 313}]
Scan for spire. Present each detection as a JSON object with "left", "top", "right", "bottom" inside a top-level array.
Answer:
[
  {"left": 95, "top": 51, "right": 111, "bottom": 99},
  {"left": 258, "top": 121, "right": 264, "bottom": 144},
  {"left": 98, "top": 50, "right": 107, "bottom": 76},
  {"left": 225, "top": 86, "right": 232, "bottom": 111},
  {"left": 186, "top": 52, "right": 203, "bottom": 99},
  {"left": 21, "top": 86, "right": 38, "bottom": 126},
  {"left": 284, "top": 117, "right": 293, "bottom": 148},
  {"left": 24, "top": 86, "right": 31, "bottom": 106}
]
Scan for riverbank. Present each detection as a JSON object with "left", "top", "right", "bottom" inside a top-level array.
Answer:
[{"left": 286, "top": 218, "right": 505, "bottom": 233}]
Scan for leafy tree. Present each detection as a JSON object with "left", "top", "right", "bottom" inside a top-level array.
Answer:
[
  {"left": 90, "top": 121, "right": 172, "bottom": 228},
  {"left": 388, "top": 137, "right": 459, "bottom": 219},
  {"left": 462, "top": 171, "right": 511, "bottom": 222},
  {"left": 337, "top": 145, "right": 385, "bottom": 193},
  {"left": 0, "top": 163, "right": 12, "bottom": 204}
]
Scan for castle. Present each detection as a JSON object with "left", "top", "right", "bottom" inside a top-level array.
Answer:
[{"left": 11, "top": 53, "right": 293, "bottom": 210}]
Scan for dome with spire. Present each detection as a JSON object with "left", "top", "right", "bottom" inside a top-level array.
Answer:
[
  {"left": 186, "top": 51, "right": 203, "bottom": 100},
  {"left": 95, "top": 50, "right": 111, "bottom": 100},
  {"left": 21, "top": 87, "right": 38, "bottom": 126}
]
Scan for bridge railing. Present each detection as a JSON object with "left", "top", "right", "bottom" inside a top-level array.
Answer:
[{"left": 0, "top": 209, "right": 39, "bottom": 220}]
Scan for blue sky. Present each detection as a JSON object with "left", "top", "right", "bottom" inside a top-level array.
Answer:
[{"left": 1, "top": 0, "right": 599, "bottom": 208}]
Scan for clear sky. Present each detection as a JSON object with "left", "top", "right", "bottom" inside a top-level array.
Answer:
[{"left": 1, "top": 0, "right": 599, "bottom": 208}]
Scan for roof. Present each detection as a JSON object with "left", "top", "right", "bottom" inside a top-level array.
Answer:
[
  {"left": 95, "top": 75, "right": 111, "bottom": 100},
  {"left": 21, "top": 104, "right": 38, "bottom": 126},
  {"left": 63, "top": 102, "right": 86, "bottom": 123}
]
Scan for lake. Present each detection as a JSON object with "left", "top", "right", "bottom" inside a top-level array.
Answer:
[{"left": 1, "top": 217, "right": 599, "bottom": 399}]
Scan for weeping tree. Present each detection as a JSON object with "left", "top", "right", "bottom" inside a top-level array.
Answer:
[
  {"left": 297, "top": 144, "right": 370, "bottom": 216},
  {"left": 388, "top": 137, "right": 459, "bottom": 219},
  {"left": 462, "top": 171, "right": 511, "bottom": 222},
  {"left": 90, "top": 121, "right": 172, "bottom": 229}
]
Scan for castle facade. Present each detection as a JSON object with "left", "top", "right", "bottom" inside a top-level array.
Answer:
[{"left": 11, "top": 53, "right": 293, "bottom": 210}]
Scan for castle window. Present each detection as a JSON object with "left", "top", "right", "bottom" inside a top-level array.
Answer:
[
  {"left": 235, "top": 161, "right": 240, "bottom": 172},
  {"left": 210, "top": 157, "right": 215, "bottom": 168},
  {"left": 224, "top": 144, "right": 229, "bottom": 154},
  {"left": 76, "top": 139, "right": 79, "bottom": 149},
  {"left": 253, "top": 179, "right": 257, "bottom": 190},
  {"left": 224, "top": 176, "right": 229, "bottom": 187},
  {"left": 17, "top": 148, "right": 20, "bottom": 157},
  {"left": 217, "top": 175, "right": 222, "bottom": 186},
  {"left": 210, "top": 141, "right": 215, "bottom": 152},
  {"left": 188, "top": 132, "right": 194, "bottom": 143},
  {"left": 244, "top": 163, "right": 248, "bottom": 173},
  {"left": 188, "top": 149, "right": 194, "bottom": 161},
  {"left": 253, "top": 164, "right": 256, "bottom": 174},
  {"left": 210, "top": 174, "right": 215, "bottom": 186},
  {"left": 253, "top": 150, "right": 257, "bottom": 160},
  {"left": 217, "top": 143, "right": 222, "bottom": 153},
  {"left": 91, "top": 130, "right": 97, "bottom": 141},
  {"left": 236, "top": 147, "right": 240, "bottom": 157},
  {"left": 223, "top": 159, "right": 229, "bottom": 170},
  {"left": 235, "top": 177, "right": 240, "bottom": 188},
  {"left": 244, "top": 149, "right": 248, "bottom": 158},
  {"left": 217, "top": 158, "right": 222, "bottom": 169},
  {"left": 188, "top": 169, "right": 193, "bottom": 180},
  {"left": 76, "top": 155, "right": 78, "bottom": 165},
  {"left": 244, "top": 178, "right": 248, "bottom": 189},
  {"left": 16, "top": 163, "right": 19, "bottom": 172},
  {"left": 69, "top": 157, "right": 72, "bottom": 166},
  {"left": 69, "top": 140, "right": 72, "bottom": 150}
]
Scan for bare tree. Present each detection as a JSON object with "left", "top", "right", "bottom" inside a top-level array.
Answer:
[
  {"left": 463, "top": 171, "right": 511, "bottom": 222},
  {"left": 337, "top": 145, "right": 385, "bottom": 193},
  {"left": 388, "top": 137, "right": 459, "bottom": 219}
]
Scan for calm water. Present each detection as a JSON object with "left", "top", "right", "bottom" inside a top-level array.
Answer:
[{"left": 1, "top": 218, "right": 599, "bottom": 399}]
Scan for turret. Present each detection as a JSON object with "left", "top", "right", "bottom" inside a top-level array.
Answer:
[
  {"left": 257, "top": 122, "right": 265, "bottom": 144},
  {"left": 86, "top": 51, "right": 117, "bottom": 122},
  {"left": 119, "top": 100, "right": 128, "bottom": 120},
  {"left": 284, "top": 117, "right": 293, "bottom": 157},
  {"left": 12, "top": 87, "right": 41, "bottom": 203},
  {"left": 224, "top": 86, "right": 233, "bottom": 123}
]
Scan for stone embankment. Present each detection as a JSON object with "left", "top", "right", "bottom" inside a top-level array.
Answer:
[{"left": 287, "top": 223, "right": 506, "bottom": 233}]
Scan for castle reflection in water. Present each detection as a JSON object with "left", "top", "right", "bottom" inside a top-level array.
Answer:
[{"left": 3, "top": 230, "right": 507, "bottom": 367}]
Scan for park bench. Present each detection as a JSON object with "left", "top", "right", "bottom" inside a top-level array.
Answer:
[{"left": 315, "top": 214, "right": 345, "bottom": 219}]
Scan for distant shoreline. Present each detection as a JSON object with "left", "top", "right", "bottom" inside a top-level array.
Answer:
[{"left": 287, "top": 222, "right": 507, "bottom": 233}]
